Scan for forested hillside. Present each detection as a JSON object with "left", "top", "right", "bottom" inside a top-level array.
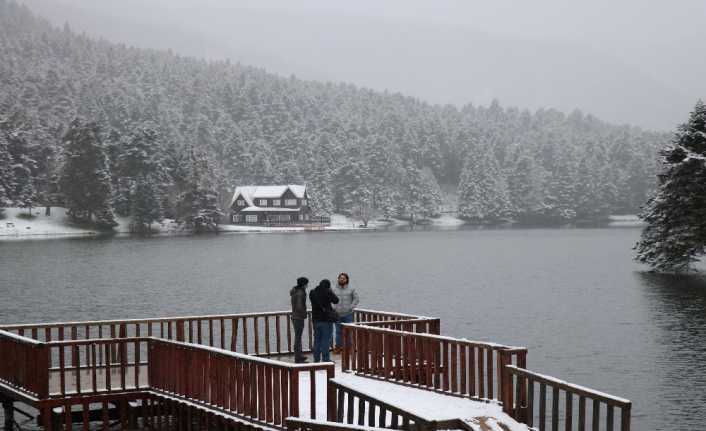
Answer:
[{"left": 0, "top": 0, "right": 666, "bottom": 228}]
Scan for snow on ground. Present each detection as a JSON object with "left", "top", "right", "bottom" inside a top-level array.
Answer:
[
  {"left": 607, "top": 214, "right": 646, "bottom": 227},
  {"left": 431, "top": 214, "right": 465, "bottom": 227},
  {"left": 0, "top": 207, "right": 97, "bottom": 239},
  {"left": 0, "top": 207, "right": 184, "bottom": 239}
]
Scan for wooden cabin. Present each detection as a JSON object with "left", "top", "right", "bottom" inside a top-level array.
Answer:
[{"left": 229, "top": 185, "right": 317, "bottom": 225}]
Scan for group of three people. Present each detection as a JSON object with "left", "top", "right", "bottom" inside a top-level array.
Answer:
[{"left": 289, "top": 273, "right": 359, "bottom": 363}]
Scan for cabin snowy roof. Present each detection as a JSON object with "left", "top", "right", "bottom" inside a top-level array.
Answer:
[
  {"left": 230, "top": 185, "right": 306, "bottom": 207},
  {"left": 240, "top": 207, "right": 300, "bottom": 213}
]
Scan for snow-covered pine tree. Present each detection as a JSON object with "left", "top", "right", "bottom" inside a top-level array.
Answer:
[
  {"left": 306, "top": 156, "right": 334, "bottom": 217},
  {"left": 457, "top": 147, "right": 513, "bottom": 223},
  {"left": 176, "top": 148, "right": 223, "bottom": 233},
  {"left": 59, "top": 118, "right": 117, "bottom": 228},
  {"left": 130, "top": 174, "right": 163, "bottom": 233},
  {"left": 111, "top": 122, "right": 168, "bottom": 217},
  {"left": 0, "top": 131, "right": 12, "bottom": 217},
  {"left": 11, "top": 163, "right": 35, "bottom": 214},
  {"left": 635, "top": 101, "right": 706, "bottom": 272},
  {"left": 506, "top": 143, "right": 545, "bottom": 222}
]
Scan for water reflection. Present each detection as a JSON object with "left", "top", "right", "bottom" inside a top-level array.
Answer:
[{"left": 636, "top": 271, "right": 706, "bottom": 431}]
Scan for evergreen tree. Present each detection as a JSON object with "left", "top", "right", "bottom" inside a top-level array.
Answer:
[
  {"left": 176, "top": 148, "right": 223, "bottom": 233},
  {"left": 0, "top": 132, "right": 12, "bottom": 216},
  {"left": 635, "top": 101, "right": 706, "bottom": 272},
  {"left": 59, "top": 118, "right": 117, "bottom": 228},
  {"left": 457, "top": 149, "right": 513, "bottom": 223},
  {"left": 306, "top": 156, "right": 334, "bottom": 217},
  {"left": 130, "top": 174, "right": 163, "bottom": 233}
]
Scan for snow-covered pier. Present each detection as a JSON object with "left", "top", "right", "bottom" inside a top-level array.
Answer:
[{"left": 0, "top": 309, "right": 631, "bottom": 431}]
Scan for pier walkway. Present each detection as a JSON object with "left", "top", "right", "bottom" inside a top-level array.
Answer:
[{"left": 1, "top": 309, "right": 631, "bottom": 431}]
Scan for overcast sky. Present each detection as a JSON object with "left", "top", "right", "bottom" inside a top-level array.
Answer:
[{"left": 20, "top": 0, "right": 706, "bottom": 131}]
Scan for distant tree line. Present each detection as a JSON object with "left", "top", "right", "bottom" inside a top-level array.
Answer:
[{"left": 0, "top": 0, "right": 667, "bottom": 229}]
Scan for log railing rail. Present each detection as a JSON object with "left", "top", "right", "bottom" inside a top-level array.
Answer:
[
  {"left": 503, "top": 365, "right": 631, "bottom": 431},
  {"left": 341, "top": 323, "right": 527, "bottom": 405}
]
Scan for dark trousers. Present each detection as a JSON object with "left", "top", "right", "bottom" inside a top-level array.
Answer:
[
  {"left": 313, "top": 320, "right": 333, "bottom": 362},
  {"left": 292, "top": 318, "right": 305, "bottom": 360}
]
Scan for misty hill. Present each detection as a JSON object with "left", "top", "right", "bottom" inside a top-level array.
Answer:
[
  {"left": 0, "top": 0, "right": 666, "bottom": 226},
  {"left": 20, "top": 0, "right": 691, "bottom": 130}
]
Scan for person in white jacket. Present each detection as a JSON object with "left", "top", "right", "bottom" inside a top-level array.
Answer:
[{"left": 332, "top": 272, "right": 359, "bottom": 353}]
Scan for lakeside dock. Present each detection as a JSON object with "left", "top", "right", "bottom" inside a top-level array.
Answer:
[{"left": 1, "top": 309, "right": 630, "bottom": 431}]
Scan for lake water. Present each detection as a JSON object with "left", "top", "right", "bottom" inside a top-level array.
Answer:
[{"left": 1, "top": 227, "right": 705, "bottom": 430}]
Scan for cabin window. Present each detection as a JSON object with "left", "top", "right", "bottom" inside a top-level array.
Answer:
[
  {"left": 232, "top": 215, "right": 242, "bottom": 223},
  {"left": 285, "top": 199, "right": 297, "bottom": 206},
  {"left": 259, "top": 199, "right": 268, "bottom": 206},
  {"left": 245, "top": 215, "right": 258, "bottom": 223},
  {"left": 304, "top": 214, "right": 309, "bottom": 221},
  {"left": 273, "top": 199, "right": 281, "bottom": 206},
  {"left": 302, "top": 199, "right": 308, "bottom": 205},
  {"left": 299, "top": 214, "right": 304, "bottom": 221},
  {"left": 236, "top": 199, "right": 245, "bottom": 206},
  {"left": 280, "top": 215, "right": 291, "bottom": 222}
]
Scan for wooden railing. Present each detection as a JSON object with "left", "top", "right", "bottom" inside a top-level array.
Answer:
[
  {"left": 285, "top": 417, "right": 391, "bottom": 431},
  {"left": 0, "top": 311, "right": 312, "bottom": 357},
  {"left": 353, "top": 318, "right": 440, "bottom": 335},
  {"left": 327, "top": 379, "right": 437, "bottom": 430},
  {"left": 0, "top": 309, "right": 428, "bottom": 359},
  {"left": 503, "top": 365, "right": 631, "bottom": 431},
  {"left": 45, "top": 337, "right": 151, "bottom": 397},
  {"left": 0, "top": 329, "right": 49, "bottom": 399},
  {"left": 148, "top": 338, "right": 335, "bottom": 429},
  {"left": 145, "top": 393, "right": 270, "bottom": 431},
  {"left": 341, "top": 324, "right": 527, "bottom": 404}
]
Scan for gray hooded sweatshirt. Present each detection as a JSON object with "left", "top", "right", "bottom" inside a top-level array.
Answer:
[{"left": 332, "top": 283, "right": 359, "bottom": 316}]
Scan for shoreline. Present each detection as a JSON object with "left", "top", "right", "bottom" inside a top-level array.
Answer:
[{"left": 0, "top": 208, "right": 645, "bottom": 241}]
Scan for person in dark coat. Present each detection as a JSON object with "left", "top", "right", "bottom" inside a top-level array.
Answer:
[
  {"left": 308, "top": 279, "right": 339, "bottom": 362},
  {"left": 290, "top": 276, "right": 309, "bottom": 363}
]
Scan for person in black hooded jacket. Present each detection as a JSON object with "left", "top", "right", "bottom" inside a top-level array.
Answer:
[
  {"left": 308, "top": 279, "right": 339, "bottom": 362},
  {"left": 290, "top": 276, "right": 309, "bottom": 363}
]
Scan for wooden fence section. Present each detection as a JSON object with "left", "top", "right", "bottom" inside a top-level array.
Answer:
[
  {"left": 285, "top": 417, "right": 391, "bottom": 431},
  {"left": 0, "top": 311, "right": 309, "bottom": 357},
  {"left": 148, "top": 338, "right": 335, "bottom": 429},
  {"left": 0, "top": 309, "right": 428, "bottom": 360},
  {"left": 145, "top": 393, "right": 272, "bottom": 431},
  {"left": 341, "top": 324, "right": 527, "bottom": 404},
  {"left": 46, "top": 337, "right": 151, "bottom": 397},
  {"left": 327, "top": 379, "right": 436, "bottom": 430},
  {"left": 0, "top": 329, "right": 49, "bottom": 399},
  {"left": 503, "top": 365, "right": 631, "bottom": 431},
  {"left": 353, "top": 319, "right": 440, "bottom": 335}
]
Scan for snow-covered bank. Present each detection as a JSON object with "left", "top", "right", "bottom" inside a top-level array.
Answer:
[
  {"left": 0, "top": 207, "right": 185, "bottom": 240},
  {"left": 0, "top": 208, "right": 377, "bottom": 240}
]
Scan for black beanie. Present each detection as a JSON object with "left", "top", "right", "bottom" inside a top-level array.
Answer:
[{"left": 296, "top": 277, "right": 309, "bottom": 287}]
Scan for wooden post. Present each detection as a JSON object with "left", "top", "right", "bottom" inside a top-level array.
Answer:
[
  {"left": 499, "top": 350, "right": 512, "bottom": 415},
  {"left": 326, "top": 365, "right": 336, "bottom": 421},
  {"left": 2, "top": 399, "right": 13, "bottom": 431}
]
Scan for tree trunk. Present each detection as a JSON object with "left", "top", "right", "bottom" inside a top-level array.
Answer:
[{"left": 45, "top": 205, "right": 51, "bottom": 216}]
